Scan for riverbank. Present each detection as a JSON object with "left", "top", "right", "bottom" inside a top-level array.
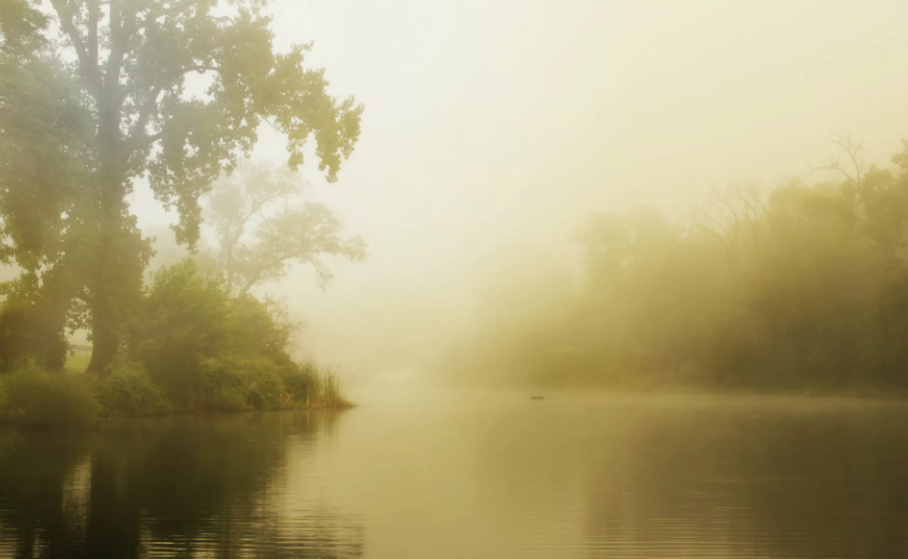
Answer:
[{"left": 0, "top": 360, "right": 353, "bottom": 428}]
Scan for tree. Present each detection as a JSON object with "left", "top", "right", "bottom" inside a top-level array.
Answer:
[
  {"left": 0, "top": 1, "right": 362, "bottom": 372},
  {"left": 690, "top": 182, "right": 767, "bottom": 267},
  {"left": 205, "top": 160, "right": 366, "bottom": 294}
]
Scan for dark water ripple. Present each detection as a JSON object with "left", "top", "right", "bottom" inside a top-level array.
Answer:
[{"left": 2, "top": 390, "right": 908, "bottom": 558}]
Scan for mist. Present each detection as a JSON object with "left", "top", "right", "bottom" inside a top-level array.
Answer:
[
  {"left": 118, "top": 0, "right": 908, "bottom": 386},
  {"left": 6, "top": 1, "right": 908, "bottom": 557}
]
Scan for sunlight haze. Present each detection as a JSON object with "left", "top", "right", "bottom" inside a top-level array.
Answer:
[{"left": 128, "top": 0, "right": 908, "bottom": 377}]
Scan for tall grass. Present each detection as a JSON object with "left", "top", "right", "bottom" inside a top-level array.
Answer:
[
  {"left": 283, "top": 361, "right": 352, "bottom": 409},
  {"left": 318, "top": 370, "right": 348, "bottom": 407}
]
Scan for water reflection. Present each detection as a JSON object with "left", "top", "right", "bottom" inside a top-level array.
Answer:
[
  {"left": 5, "top": 392, "right": 908, "bottom": 558},
  {"left": 0, "top": 412, "right": 363, "bottom": 558},
  {"left": 473, "top": 394, "right": 908, "bottom": 558},
  {"left": 580, "top": 401, "right": 908, "bottom": 558}
]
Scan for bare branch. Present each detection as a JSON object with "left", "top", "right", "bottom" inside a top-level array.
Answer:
[{"left": 810, "top": 134, "right": 865, "bottom": 188}]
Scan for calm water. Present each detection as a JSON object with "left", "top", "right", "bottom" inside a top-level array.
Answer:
[{"left": 3, "top": 389, "right": 908, "bottom": 558}]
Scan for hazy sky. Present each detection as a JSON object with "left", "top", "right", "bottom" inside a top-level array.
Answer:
[{"left": 130, "top": 0, "right": 908, "bottom": 378}]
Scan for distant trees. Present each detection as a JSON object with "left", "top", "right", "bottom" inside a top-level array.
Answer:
[
  {"left": 451, "top": 140, "right": 908, "bottom": 393},
  {"left": 0, "top": 0, "right": 362, "bottom": 373},
  {"left": 204, "top": 161, "right": 366, "bottom": 295}
]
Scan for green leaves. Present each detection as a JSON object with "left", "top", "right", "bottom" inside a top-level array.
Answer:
[
  {"left": 0, "top": 1, "right": 363, "bottom": 371},
  {"left": 0, "top": 54, "right": 91, "bottom": 270},
  {"left": 128, "top": 3, "right": 363, "bottom": 246},
  {"left": 0, "top": 0, "right": 48, "bottom": 57}
]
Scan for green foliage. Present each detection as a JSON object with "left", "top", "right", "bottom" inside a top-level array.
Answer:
[
  {"left": 128, "top": 260, "right": 348, "bottom": 411},
  {"left": 0, "top": 367, "right": 99, "bottom": 427},
  {"left": 203, "top": 387, "right": 252, "bottom": 413},
  {"left": 0, "top": 274, "right": 69, "bottom": 372},
  {"left": 0, "top": 1, "right": 48, "bottom": 57},
  {"left": 282, "top": 360, "right": 323, "bottom": 404},
  {"left": 64, "top": 353, "right": 91, "bottom": 374},
  {"left": 449, "top": 140, "right": 908, "bottom": 394},
  {"left": 130, "top": 260, "right": 235, "bottom": 397},
  {"left": 0, "top": 0, "right": 363, "bottom": 373},
  {"left": 318, "top": 370, "right": 349, "bottom": 408},
  {"left": 0, "top": 258, "right": 348, "bottom": 425},
  {"left": 283, "top": 360, "right": 351, "bottom": 408},
  {"left": 96, "top": 360, "right": 171, "bottom": 417}
]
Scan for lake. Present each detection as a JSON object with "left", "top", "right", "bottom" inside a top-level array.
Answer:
[{"left": 2, "top": 388, "right": 908, "bottom": 558}]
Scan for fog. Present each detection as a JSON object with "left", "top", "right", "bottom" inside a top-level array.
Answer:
[
  {"left": 126, "top": 0, "right": 908, "bottom": 383},
  {"left": 10, "top": 2, "right": 908, "bottom": 554}
]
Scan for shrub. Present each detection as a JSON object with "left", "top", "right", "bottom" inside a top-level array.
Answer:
[
  {"left": 96, "top": 360, "right": 171, "bottom": 416},
  {"left": 129, "top": 262, "right": 300, "bottom": 406},
  {"left": 0, "top": 368, "right": 100, "bottom": 427},
  {"left": 196, "top": 355, "right": 284, "bottom": 410},
  {"left": 204, "top": 388, "right": 250, "bottom": 413},
  {"left": 239, "top": 360, "right": 285, "bottom": 410}
]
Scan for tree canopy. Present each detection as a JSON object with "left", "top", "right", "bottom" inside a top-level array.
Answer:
[{"left": 0, "top": 0, "right": 363, "bottom": 372}]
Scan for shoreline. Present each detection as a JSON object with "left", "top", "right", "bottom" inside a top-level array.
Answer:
[{"left": 0, "top": 402, "right": 358, "bottom": 430}]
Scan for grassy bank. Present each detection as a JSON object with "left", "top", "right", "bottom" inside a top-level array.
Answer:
[
  {"left": 64, "top": 354, "right": 91, "bottom": 374},
  {"left": 0, "top": 360, "right": 352, "bottom": 428}
]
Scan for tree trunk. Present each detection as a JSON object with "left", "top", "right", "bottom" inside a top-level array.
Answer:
[
  {"left": 84, "top": 167, "right": 127, "bottom": 375},
  {"left": 85, "top": 307, "right": 118, "bottom": 374},
  {"left": 85, "top": 71, "right": 126, "bottom": 375},
  {"left": 84, "top": 197, "right": 125, "bottom": 375}
]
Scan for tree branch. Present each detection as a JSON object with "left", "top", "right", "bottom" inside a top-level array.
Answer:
[
  {"left": 49, "top": 0, "right": 102, "bottom": 94},
  {"left": 106, "top": 0, "right": 134, "bottom": 98},
  {"left": 87, "top": 0, "right": 98, "bottom": 70},
  {"left": 127, "top": 86, "right": 163, "bottom": 148},
  {"left": 135, "top": 0, "right": 199, "bottom": 30},
  {"left": 810, "top": 135, "right": 865, "bottom": 189}
]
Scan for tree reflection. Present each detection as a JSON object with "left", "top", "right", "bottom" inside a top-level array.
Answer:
[
  {"left": 580, "top": 400, "right": 908, "bottom": 558},
  {"left": 0, "top": 411, "right": 362, "bottom": 558},
  {"left": 470, "top": 396, "right": 908, "bottom": 558}
]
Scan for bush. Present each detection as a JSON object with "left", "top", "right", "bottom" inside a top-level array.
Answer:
[
  {"left": 129, "top": 262, "right": 301, "bottom": 406},
  {"left": 96, "top": 360, "right": 171, "bottom": 416},
  {"left": 0, "top": 368, "right": 100, "bottom": 427},
  {"left": 204, "top": 388, "right": 250, "bottom": 412},
  {"left": 238, "top": 360, "right": 285, "bottom": 410}
]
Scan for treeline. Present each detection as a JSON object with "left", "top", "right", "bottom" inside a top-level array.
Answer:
[
  {"left": 0, "top": 260, "right": 349, "bottom": 427},
  {"left": 451, "top": 139, "right": 908, "bottom": 393}
]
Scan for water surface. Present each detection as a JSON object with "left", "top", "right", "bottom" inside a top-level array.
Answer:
[{"left": 2, "top": 389, "right": 908, "bottom": 558}]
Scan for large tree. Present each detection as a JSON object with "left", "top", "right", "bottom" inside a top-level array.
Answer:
[{"left": 0, "top": 0, "right": 362, "bottom": 372}]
